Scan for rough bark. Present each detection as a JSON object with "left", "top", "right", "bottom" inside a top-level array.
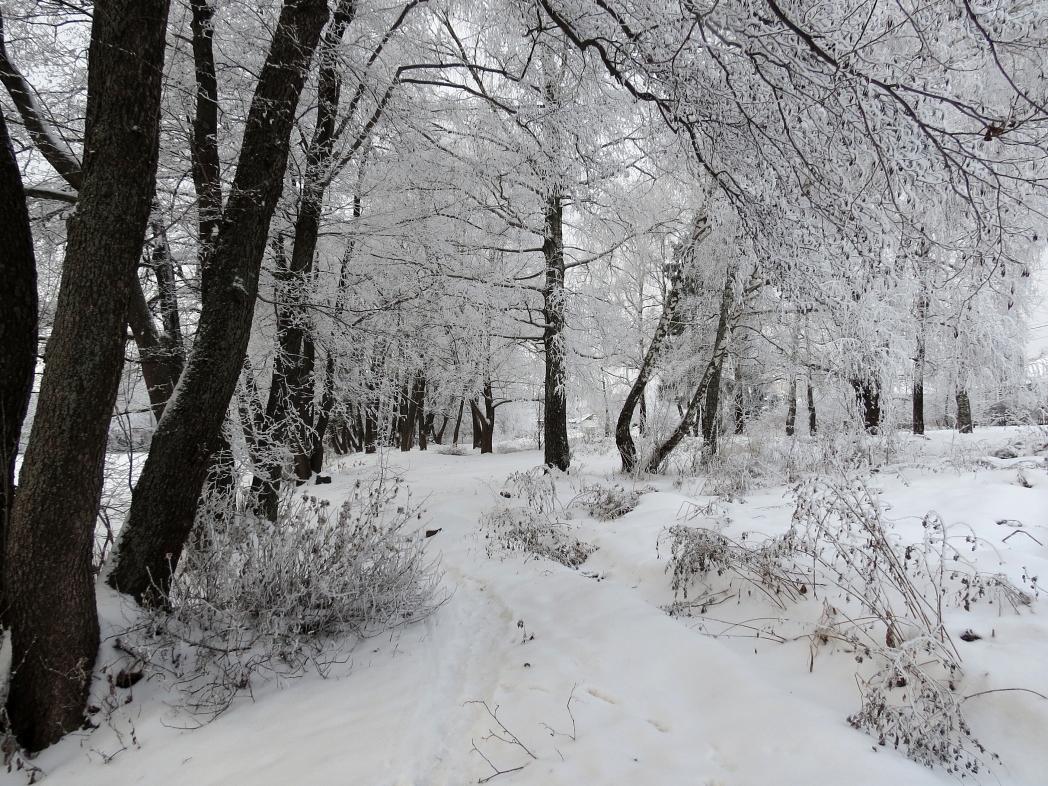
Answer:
[
  {"left": 956, "top": 389, "right": 973, "bottom": 434},
  {"left": 109, "top": 0, "right": 330, "bottom": 604},
  {"left": 5, "top": 0, "right": 170, "bottom": 751},
  {"left": 542, "top": 191, "right": 570, "bottom": 471},
  {"left": 189, "top": 0, "right": 222, "bottom": 271},
  {"left": 0, "top": 105, "right": 38, "bottom": 620},
  {"left": 852, "top": 379, "right": 882, "bottom": 434}
]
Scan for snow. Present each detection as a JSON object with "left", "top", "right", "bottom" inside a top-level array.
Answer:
[{"left": 10, "top": 428, "right": 1048, "bottom": 786}]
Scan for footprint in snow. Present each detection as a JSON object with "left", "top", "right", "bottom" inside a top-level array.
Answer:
[{"left": 586, "top": 686, "right": 621, "bottom": 704}]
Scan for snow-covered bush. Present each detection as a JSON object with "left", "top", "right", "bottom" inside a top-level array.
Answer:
[
  {"left": 119, "top": 470, "right": 443, "bottom": 715},
  {"left": 572, "top": 483, "right": 641, "bottom": 521},
  {"left": 662, "top": 475, "right": 1034, "bottom": 774},
  {"left": 483, "top": 468, "right": 596, "bottom": 568}
]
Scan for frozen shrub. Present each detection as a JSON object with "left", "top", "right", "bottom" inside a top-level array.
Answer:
[
  {"left": 573, "top": 483, "right": 641, "bottom": 521},
  {"left": 119, "top": 469, "right": 443, "bottom": 715},
  {"left": 847, "top": 639, "right": 996, "bottom": 776},
  {"left": 484, "top": 506, "right": 596, "bottom": 568},
  {"left": 483, "top": 467, "right": 596, "bottom": 568},
  {"left": 661, "top": 474, "right": 1033, "bottom": 774}
]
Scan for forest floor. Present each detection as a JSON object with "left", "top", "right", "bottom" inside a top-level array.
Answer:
[{"left": 8, "top": 426, "right": 1048, "bottom": 786}]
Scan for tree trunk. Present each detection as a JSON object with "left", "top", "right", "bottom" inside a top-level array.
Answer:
[
  {"left": 470, "top": 383, "right": 496, "bottom": 454},
  {"left": 189, "top": 0, "right": 222, "bottom": 271},
  {"left": 109, "top": 0, "right": 330, "bottom": 604},
  {"left": 471, "top": 398, "right": 483, "bottom": 449},
  {"left": 785, "top": 378, "right": 797, "bottom": 436},
  {"left": 280, "top": 0, "right": 356, "bottom": 474},
  {"left": 616, "top": 213, "right": 709, "bottom": 473},
  {"left": 5, "top": 0, "right": 170, "bottom": 751},
  {"left": 452, "top": 397, "right": 465, "bottom": 445},
  {"left": 543, "top": 190, "right": 570, "bottom": 470},
  {"left": 0, "top": 105, "right": 38, "bottom": 621},
  {"left": 913, "top": 293, "right": 927, "bottom": 435},
  {"left": 415, "top": 375, "right": 428, "bottom": 450},
  {"left": 852, "top": 379, "right": 882, "bottom": 434},
  {"left": 126, "top": 268, "right": 183, "bottom": 423},
  {"left": 807, "top": 380, "right": 817, "bottom": 435},
  {"left": 956, "top": 389, "right": 973, "bottom": 434},
  {"left": 646, "top": 264, "right": 735, "bottom": 473},
  {"left": 701, "top": 354, "right": 722, "bottom": 454},
  {"left": 400, "top": 380, "right": 416, "bottom": 452}
]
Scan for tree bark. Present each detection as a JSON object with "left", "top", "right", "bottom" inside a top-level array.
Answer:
[
  {"left": 0, "top": 105, "right": 38, "bottom": 621},
  {"left": 852, "top": 378, "right": 882, "bottom": 434},
  {"left": 543, "top": 190, "right": 570, "bottom": 470},
  {"left": 5, "top": 0, "right": 170, "bottom": 751},
  {"left": 956, "top": 389, "right": 973, "bottom": 434},
  {"left": 806, "top": 380, "right": 817, "bottom": 435},
  {"left": 785, "top": 378, "right": 797, "bottom": 436},
  {"left": 701, "top": 352, "right": 722, "bottom": 454},
  {"left": 109, "top": 0, "right": 330, "bottom": 604},
  {"left": 913, "top": 293, "right": 927, "bottom": 435},
  {"left": 189, "top": 0, "right": 222, "bottom": 271}
]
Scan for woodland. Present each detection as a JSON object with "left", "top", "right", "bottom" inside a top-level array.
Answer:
[{"left": 0, "top": 0, "right": 1047, "bottom": 777}]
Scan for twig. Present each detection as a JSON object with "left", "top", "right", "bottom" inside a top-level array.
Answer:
[{"left": 963, "top": 687, "right": 1048, "bottom": 702}]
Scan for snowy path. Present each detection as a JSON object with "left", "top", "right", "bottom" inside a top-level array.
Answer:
[{"left": 15, "top": 434, "right": 1048, "bottom": 785}]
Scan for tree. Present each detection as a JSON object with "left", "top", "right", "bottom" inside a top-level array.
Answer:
[
  {"left": 108, "top": 0, "right": 330, "bottom": 603},
  {"left": 0, "top": 102, "right": 36, "bottom": 619},
  {"left": 5, "top": 0, "right": 171, "bottom": 750}
]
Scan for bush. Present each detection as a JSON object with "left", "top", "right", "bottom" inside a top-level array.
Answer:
[
  {"left": 483, "top": 467, "right": 596, "bottom": 568},
  {"left": 119, "top": 469, "right": 443, "bottom": 716},
  {"left": 661, "top": 475, "right": 1034, "bottom": 774},
  {"left": 572, "top": 483, "right": 642, "bottom": 521}
]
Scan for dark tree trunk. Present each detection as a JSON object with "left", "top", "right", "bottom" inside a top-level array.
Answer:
[
  {"left": 400, "top": 380, "right": 416, "bottom": 452},
  {"left": 126, "top": 267, "right": 183, "bottom": 423},
  {"left": 2, "top": 4, "right": 184, "bottom": 426},
  {"left": 5, "top": 0, "right": 170, "bottom": 751},
  {"left": 470, "top": 383, "right": 496, "bottom": 454},
  {"left": 310, "top": 352, "right": 335, "bottom": 473},
  {"left": 364, "top": 391, "right": 378, "bottom": 453},
  {"left": 109, "top": 0, "right": 330, "bottom": 604},
  {"left": 452, "top": 398, "right": 465, "bottom": 445},
  {"left": 616, "top": 214, "right": 709, "bottom": 473},
  {"left": 471, "top": 399, "right": 483, "bottom": 449},
  {"left": 432, "top": 413, "right": 447, "bottom": 444},
  {"left": 956, "top": 389, "right": 973, "bottom": 434},
  {"left": 701, "top": 354, "right": 722, "bottom": 454},
  {"left": 647, "top": 264, "right": 735, "bottom": 473},
  {"left": 279, "top": 0, "right": 355, "bottom": 474},
  {"left": 913, "top": 294, "right": 927, "bottom": 435},
  {"left": 0, "top": 105, "right": 38, "bottom": 620},
  {"left": 638, "top": 383, "right": 648, "bottom": 436},
  {"left": 785, "top": 378, "right": 797, "bottom": 436},
  {"left": 415, "top": 375, "right": 428, "bottom": 450},
  {"left": 543, "top": 191, "right": 570, "bottom": 470},
  {"left": 807, "top": 380, "right": 817, "bottom": 435},
  {"left": 733, "top": 361, "right": 746, "bottom": 435},
  {"left": 852, "top": 379, "right": 882, "bottom": 434},
  {"left": 189, "top": 0, "right": 222, "bottom": 271}
]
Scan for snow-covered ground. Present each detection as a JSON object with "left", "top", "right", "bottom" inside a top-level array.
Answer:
[{"left": 10, "top": 427, "right": 1048, "bottom": 786}]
